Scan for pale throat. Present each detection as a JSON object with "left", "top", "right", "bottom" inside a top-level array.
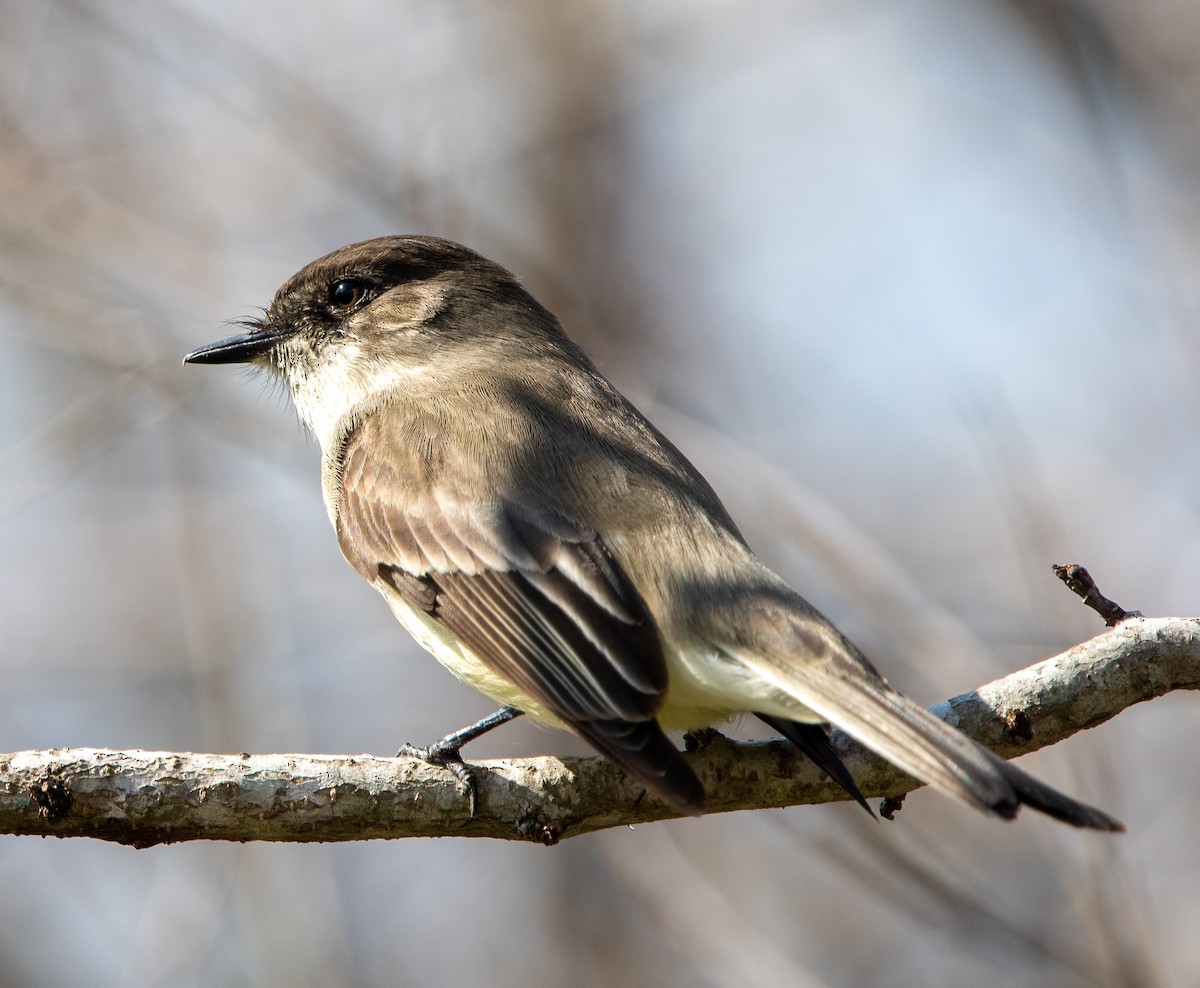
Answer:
[
  {"left": 281, "top": 338, "right": 432, "bottom": 526},
  {"left": 285, "top": 339, "right": 427, "bottom": 452}
]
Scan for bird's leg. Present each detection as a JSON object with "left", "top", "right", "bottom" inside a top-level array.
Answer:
[
  {"left": 402, "top": 706, "right": 525, "bottom": 759},
  {"left": 398, "top": 706, "right": 525, "bottom": 819}
]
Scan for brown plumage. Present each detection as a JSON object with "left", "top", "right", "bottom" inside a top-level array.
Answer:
[{"left": 184, "top": 235, "right": 1123, "bottom": 831}]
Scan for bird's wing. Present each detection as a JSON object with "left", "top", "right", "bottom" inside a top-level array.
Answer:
[
  {"left": 333, "top": 408, "right": 704, "bottom": 813},
  {"left": 756, "top": 714, "right": 871, "bottom": 814}
]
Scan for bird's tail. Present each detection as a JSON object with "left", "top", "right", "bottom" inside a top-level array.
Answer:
[{"left": 731, "top": 613, "right": 1123, "bottom": 831}]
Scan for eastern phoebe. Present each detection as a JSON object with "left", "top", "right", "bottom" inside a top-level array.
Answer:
[{"left": 185, "top": 236, "right": 1121, "bottom": 830}]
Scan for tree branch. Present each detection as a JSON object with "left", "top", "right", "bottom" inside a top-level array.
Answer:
[{"left": 3, "top": 616, "right": 1196, "bottom": 846}]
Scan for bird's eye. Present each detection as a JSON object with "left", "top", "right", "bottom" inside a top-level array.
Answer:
[{"left": 328, "top": 279, "right": 370, "bottom": 311}]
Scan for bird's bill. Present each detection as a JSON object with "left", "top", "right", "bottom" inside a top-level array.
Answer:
[{"left": 183, "top": 323, "right": 294, "bottom": 365}]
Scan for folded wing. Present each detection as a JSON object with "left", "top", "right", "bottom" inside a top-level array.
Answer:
[{"left": 334, "top": 408, "right": 705, "bottom": 813}]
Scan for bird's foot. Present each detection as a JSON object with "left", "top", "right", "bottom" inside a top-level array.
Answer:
[
  {"left": 682, "top": 727, "right": 726, "bottom": 752},
  {"left": 397, "top": 741, "right": 481, "bottom": 818},
  {"left": 397, "top": 707, "right": 524, "bottom": 820}
]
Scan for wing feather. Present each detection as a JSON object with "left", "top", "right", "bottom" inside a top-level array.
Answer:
[{"left": 335, "top": 408, "right": 704, "bottom": 812}]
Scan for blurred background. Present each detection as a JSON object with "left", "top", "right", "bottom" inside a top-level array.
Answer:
[{"left": 1, "top": 1, "right": 1197, "bottom": 985}]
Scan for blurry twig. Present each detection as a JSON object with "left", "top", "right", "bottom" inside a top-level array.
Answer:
[{"left": 0, "top": 616, "right": 1194, "bottom": 846}]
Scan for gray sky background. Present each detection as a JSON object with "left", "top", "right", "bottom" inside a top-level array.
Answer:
[{"left": 1, "top": 2, "right": 1197, "bottom": 986}]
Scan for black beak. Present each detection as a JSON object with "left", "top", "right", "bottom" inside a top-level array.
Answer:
[{"left": 183, "top": 323, "right": 295, "bottom": 365}]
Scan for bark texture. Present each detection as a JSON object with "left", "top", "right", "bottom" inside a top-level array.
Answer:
[{"left": 4, "top": 616, "right": 1195, "bottom": 846}]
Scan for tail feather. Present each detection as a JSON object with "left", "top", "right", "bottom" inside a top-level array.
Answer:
[
  {"left": 737, "top": 636, "right": 1122, "bottom": 831},
  {"left": 997, "top": 758, "right": 1124, "bottom": 831}
]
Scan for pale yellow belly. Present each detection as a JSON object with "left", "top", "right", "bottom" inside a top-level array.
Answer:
[
  {"left": 382, "top": 589, "right": 567, "bottom": 727},
  {"left": 379, "top": 583, "right": 820, "bottom": 733}
]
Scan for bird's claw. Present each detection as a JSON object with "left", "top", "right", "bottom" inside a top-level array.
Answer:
[
  {"left": 396, "top": 708, "right": 524, "bottom": 821},
  {"left": 397, "top": 741, "right": 482, "bottom": 820}
]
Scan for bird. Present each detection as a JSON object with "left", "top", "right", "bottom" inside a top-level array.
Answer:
[{"left": 184, "top": 235, "right": 1122, "bottom": 831}]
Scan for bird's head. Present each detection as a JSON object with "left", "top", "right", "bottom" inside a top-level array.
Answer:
[{"left": 184, "top": 235, "right": 562, "bottom": 444}]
